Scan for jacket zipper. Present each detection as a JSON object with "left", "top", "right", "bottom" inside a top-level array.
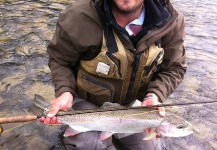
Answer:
[
  {"left": 105, "top": 17, "right": 141, "bottom": 103},
  {"left": 125, "top": 53, "right": 142, "bottom": 104},
  {"left": 82, "top": 74, "right": 113, "bottom": 102}
]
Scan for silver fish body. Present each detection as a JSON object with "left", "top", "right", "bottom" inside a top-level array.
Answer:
[
  {"left": 32, "top": 95, "right": 193, "bottom": 140},
  {"left": 59, "top": 107, "right": 193, "bottom": 139},
  {"left": 60, "top": 108, "right": 164, "bottom": 133}
]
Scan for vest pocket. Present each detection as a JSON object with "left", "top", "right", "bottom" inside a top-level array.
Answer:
[
  {"left": 106, "top": 52, "right": 122, "bottom": 78},
  {"left": 77, "top": 74, "right": 114, "bottom": 106}
]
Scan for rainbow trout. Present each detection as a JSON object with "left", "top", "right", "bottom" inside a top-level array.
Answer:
[{"left": 32, "top": 95, "right": 193, "bottom": 140}]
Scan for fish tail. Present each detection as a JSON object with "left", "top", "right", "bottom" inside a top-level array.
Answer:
[{"left": 28, "top": 94, "right": 52, "bottom": 117}]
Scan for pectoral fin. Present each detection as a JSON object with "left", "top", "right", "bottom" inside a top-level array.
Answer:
[
  {"left": 143, "top": 128, "right": 157, "bottom": 140},
  {"left": 102, "top": 102, "right": 121, "bottom": 107},
  {"left": 63, "top": 126, "right": 81, "bottom": 137},
  {"left": 100, "top": 131, "right": 113, "bottom": 140}
]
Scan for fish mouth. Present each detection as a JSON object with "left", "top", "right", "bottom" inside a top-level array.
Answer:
[
  {"left": 184, "top": 123, "right": 194, "bottom": 133},
  {"left": 181, "top": 123, "right": 194, "bottom": 136}
]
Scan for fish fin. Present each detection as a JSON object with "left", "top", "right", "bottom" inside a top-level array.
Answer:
[
  {"left": 114, "top": 133, "right": 134, "bottom": 139},
  {"left": 29, "top": 95, "right": 75, "bottom": 116},
  {"left": 100, "top": 131, "right": 113, "bottom": 140},
  {"left": 143, "top": 129, "right": 157, "bottom": 140},
  {"left": 129, "top": 99, "right": 142, "bottom": 108},
  {"left": 28, "top": 105, "right": 44, "bottom": 117},
  {"left": 63, "top": 126, "right": 81, "bottom": 137},
  {"left": 29, "top": 94, "right": 52, "bottom": 116},
  {"left": 66, "top": 123, "right": 91, "bottom": 132},
  {"left": 101, "top": 102, "right": 121, "bottom": 107},
  {"left": 34, "top": 94, "right": 52, "bottom": 109}
]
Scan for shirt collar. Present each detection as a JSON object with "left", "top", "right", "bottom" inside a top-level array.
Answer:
[
  {"left": 128, "top": 7, "right": 145, "bottom": 26},
  {"left": 125, "top": 6, "right": 145, "bottom": 35}
]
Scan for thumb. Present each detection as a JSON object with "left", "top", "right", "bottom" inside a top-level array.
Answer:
[
  {"left": 158, "top": 106, "right": 165, "bottom": 117},
  {"left": 47, "top": 104, "right": 60, "bottom": 117}
]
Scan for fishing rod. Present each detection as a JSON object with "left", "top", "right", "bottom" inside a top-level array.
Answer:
[
  {"left": 54, "top": 100, "right": 217, "bottom": 115},
  {"left": 0, "top": 100, "right": 217, "bottom": 125},
  {"left": 147, "top": 100, "right": 217, "bottom": 107}
]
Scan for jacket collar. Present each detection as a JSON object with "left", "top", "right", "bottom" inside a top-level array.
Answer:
[
  {"left": 95, "top": 0, "right": 171, "bottom": 45},
  {"left": 98, "top": 0, "right": 171, "bottom": 30}
]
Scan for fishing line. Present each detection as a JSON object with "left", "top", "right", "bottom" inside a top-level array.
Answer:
[
  {"left": 120, "top": 100, "right": 217, "bottom": 118},
  {"left": 0, "top": 121, "right": 63, "bottom": 134},
  {"left": 118, "top": 104, "right": 203, "bottom": 118},
  {"left": 139, "top": 100, "right": 217, "bottom": 108},
  {"left": 1, "top": 122, "right": 31, "bottom": 134}
]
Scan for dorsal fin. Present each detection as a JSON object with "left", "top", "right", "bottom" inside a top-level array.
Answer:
[
  {"left": 102, "top": 102, "right": 121, "bottom": 107},
  {"left": 128, "top": 99, "right": 142, "bottom": 108}
]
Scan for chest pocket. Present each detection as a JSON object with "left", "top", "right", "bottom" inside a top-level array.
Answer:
[
  {"left": 79, "top": 32, "right": 128, "bottom": 80},
  {"left": 77, "top": 32, "right": 129, "bottom": 105}
]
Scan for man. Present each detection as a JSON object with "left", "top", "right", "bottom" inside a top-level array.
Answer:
[{"left": 40, "top": 0, "right": 187, "bottom": 149}]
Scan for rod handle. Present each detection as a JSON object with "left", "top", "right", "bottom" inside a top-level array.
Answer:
[{"left": 0, "top": 115, "right": 37, "bottom": 124}]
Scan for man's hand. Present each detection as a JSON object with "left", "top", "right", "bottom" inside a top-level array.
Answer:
[
  {"left": 142, "top": 93, "right": 165, "bottom": 138},
  {"left": 141, "top": 93, "right": 165, "bottom": 117},
  {"left": 39, "top": 92, "right": 73, "bottom": 125}
]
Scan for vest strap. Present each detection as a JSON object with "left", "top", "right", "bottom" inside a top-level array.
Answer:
[
  {"left": 105, "top": 25, "right": 118, "bottom": 53},
  {"left": 95, "top": 2, "right": 118, "bottom": 54}
]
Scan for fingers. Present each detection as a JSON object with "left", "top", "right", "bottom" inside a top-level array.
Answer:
[
  {"left": 156, "top": 133, "right": 161, "bottom": 138},
  {"left": 49, "top": 92, "right": 73, "bottom": 113},
  {"left": 39, "top": 103, "right": 61, "bottom": 124},
  {"left": 145, "top": 128, "right": 152, "bottom": 133},
  {"left": 49, "top": 116, "right": 61, "bottom": 124},
  {"left": 141, "top": 100, "right": 149, "bottom": 106},
  {"left": 44, "top": 117, "right": 51, "bottom": 125},
  {"left": 142, "top": 93, "right": 165, "bottom": 117},
  {"left": 50, "top": 116, "right": 57, "bottom": 124},
  {"left": 141, "top": 99, "right": 155, "bottom": 106},
  {"left": 156, "top": 133, "right": 170, "bottom": 140},
  {"left": 158, "top": 106, "right": 165, "bottom": 117},
  {"left": 47, "top": 103, "right": 61, "bottom": 117},
  {"left": 67, "top": 100, "right": 73, "bottom": 109},
  {"left": 39, "top": 116, "right": 45, "bottom": 122},
  {"left": 145, "top": 128, "right": 162, "bottom": 139},
  {"left": 38, "top": 92, "right": 73, "bottom": 125},
  {"left": 38, "top": 116, "right": 61, "bottom": 125}
]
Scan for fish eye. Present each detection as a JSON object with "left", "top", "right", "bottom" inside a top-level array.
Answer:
[
  {"left": 177, "top": 125, "right": 185, "bottom": 129},
  {"left": 177, "top": 126, "right": 183, "bottom": 129}
]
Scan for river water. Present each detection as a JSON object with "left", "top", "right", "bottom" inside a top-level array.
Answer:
[{"left": 0, "top": 0, "right": 217, "bottom": 150}]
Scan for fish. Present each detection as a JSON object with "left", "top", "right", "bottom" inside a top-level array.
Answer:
[{"left": 31, "top": 94, "right": 193, "bottom": 140}]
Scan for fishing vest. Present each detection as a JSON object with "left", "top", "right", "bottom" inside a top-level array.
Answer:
[{"left": 77, "top": 31, "right": 164, "bottom": 106}]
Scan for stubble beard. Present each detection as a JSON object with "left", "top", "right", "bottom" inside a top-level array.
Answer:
[{"left": 112, "top": 0, "right": 144, "bottom": 15}]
